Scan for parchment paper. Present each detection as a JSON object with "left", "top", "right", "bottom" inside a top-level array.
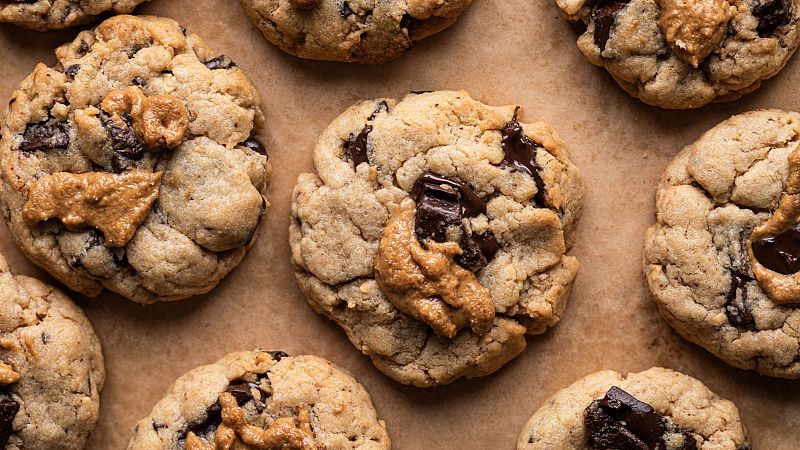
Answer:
[{"left": 0, "top": 0, "right": 798, "bottom": 448}]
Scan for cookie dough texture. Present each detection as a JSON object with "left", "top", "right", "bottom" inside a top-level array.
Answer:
[
  {"left": 0, "top": 15, "right": 271, "bottom": 304},
  {"left": 516, "top": 367, "right": 749, "bottom": 449},
  {"left": 644, "top": 110, "right": 800, "bottom": 378},
  {"left": 290, "top": 91, "right": 585, "bottom": 386},
  {"left": 0, "top": 0, "right": 149, "bottom": 31},
  {"left": 126, "top": 351, "right": 391, "bottom": 450},
  {"left": 0, "top": 251, "right": 105, "bottom": 449},
  {"left": 239, "top": 0, "right": 474, "bottom": 64},
  {"left": 556, "top": 0, "right": 800, "bottom": 108}
]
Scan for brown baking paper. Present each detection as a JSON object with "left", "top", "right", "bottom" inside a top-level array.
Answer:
[{"left": 0, "top": 0, "right": 798, "bottom": 448}]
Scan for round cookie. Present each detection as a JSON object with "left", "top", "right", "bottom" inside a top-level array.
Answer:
[
  {"left": 0, "top": 0, "right": 149, "bottom": 31},
  {"left": 516, "top": 367, "right": 750, "bottom": 450},
  {"left": 126, "top": 350, "right": 391, "bottom": 450},
  {"left": 0, "top": 251, "right": 105, "bottom": 450},
  {"left": 555, "top": 0, "right": 800, "bottom": 109},
  {"left": 0, "top": 15, "right": 271, "bottom": 304},
  {"left": 290, "top": 91, "right": 585, "bottom": 386},
  {"left": 238, "top": 0, "right": 474, "bottom": 64},
  {"left": 644, "top": 110, "right": 800, "bottom": 378}
]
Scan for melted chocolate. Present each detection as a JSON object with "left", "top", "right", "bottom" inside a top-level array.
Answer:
[
  {"left": 499, "top": 110, "right": 547, "bottom": 206},
  {"left": 592, "top": 0, "right": 629, "bottom": 51},
  {"left": 343, "top": 101, "right": 388, "bottom": 168},
  {"left": 751, "top": 224, "right": 800, "bottom": 275},
  {"left": 725, "top": 271, "right": 756, "bottom": 329},
  {"left": 411, "top": 172, "right": 499, "bottom": 270},
  {"left": 752, "top": 0, "right": 792, "bottom": 37},
  {"left": 0, "top": 391, "right": 18, "bottom": 447},
  {"left": 19, "top": 118, "right": 70, "bottom": 153}
]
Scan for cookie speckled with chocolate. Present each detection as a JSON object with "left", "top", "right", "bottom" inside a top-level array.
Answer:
[
  {"left": 126, "top": 351, "right": 390, "bottom": 450},
  {"left": 0, "top": 15, "right": 271, "bottom": 304},
  {"left": 0, "top": 250, "right": 105, "bottom": 450},
  {"left": 555, "top": 0, "right": 800, "bottom": 108},
  {"left": 517, "top": 368, "right": 750, "bottom": 450},
  {"left": 0, "top": 0, "right": 150, "bottom": 31},
  {"left": 290, "top": 91, "right": 585, "bottom": 386},
  {"left": 238, "top": 0, "right": 474, "bottom": 64},
  {"left": 644, "top": 109, "right": 800, "bottom": 378}
]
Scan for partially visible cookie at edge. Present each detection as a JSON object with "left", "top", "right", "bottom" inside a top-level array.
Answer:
[
  {"left": 239, "top": 0, "right": 474, "bottom": 64},
  {"left": 290, "top": 91, "right": 585, "bottom": 386},
  {"left": 556, "top": 0, "right": 800, "bottom": 108},
  {"left": 0, "top": 0, "right": 150, "bottom": 31},
  {"left": 644, "top": 109, "right": 800, "bottom": 378},
  {"left": 0, "top": 250, "right": 105, "bottom": 450},
  {"left": 517, "top": 367, "right": 750, "bottom": 450},
  {"left": 0, "top": 15, "right": 271, "bottom": 304},
  {"left": 126, "top": 350, "right": 391, "bottom": 450}
]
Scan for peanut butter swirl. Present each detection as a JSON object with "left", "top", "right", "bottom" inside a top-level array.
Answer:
[
  {"left": 22, "top": 170, "right": 163, "bottom": 248},
  {"left": 657, "top": 0, "right": 735, "bottom": 68},
  {"left": 101, "top": 86, "right": 189, "bottom": 149},
  {"left": 374, "top": 199, "right": 495, "bottom": 338},
  {"left": 184, "top": 392, "right": 317, "bottom": 450}
]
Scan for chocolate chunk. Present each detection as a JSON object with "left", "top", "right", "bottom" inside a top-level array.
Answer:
[
  {"left": 0, "top": 392, "right": 19, "bottom": 447},
  {"left": 345, "top": 125, "right": 371, "bottom": 167},
  {"left": 751, "top": 223, "right": 800, "bottom": 275},
  {"left": 592, "top": 0, "right": 629, "bottom": 51},
  {"left": 131, "top": 76, "right": 146, "bottom": 87},
  {"left": 77, "top": 40, "right": 90, "bottom": 55},
  {"left": 267, "top": 350, "right": 288, "bottom": 361},
  {"left": 65, "top": 64, "right": 80, "bottom": 80},
  {"left": 225, "top": 381, "right": 257, "bottom": 406},
  {"left": 204, "top": 55, "right": 236, "bottom": 70},
  {"left": 411, "top": 172, "right": 499, "bottom": 270},
  {"left": 339, "top": 0, "right": 355, "bottom": 17},
  {"left": 101, "top": 113, "right": 145, "bottom": 172},
  {"left": 725, "top": 271, "right": 756, "bottom": 329},
  {"left": 499, "top": 109, "right": 547, "bottom": 206},
  {"left": 19, "top": 118, "right": 70, "bottom": 153},
  {"left": 182, "top": 401, "right": 222, "bottom": 441},
  {"left": 585, "top": 386, "right": 669, "bottom": 450},
  {"left": 240, "top": 136, "right": 268, "bottom": 157},
  {"left": 752, "top": 0, "right": 792, "bottom": 37}
]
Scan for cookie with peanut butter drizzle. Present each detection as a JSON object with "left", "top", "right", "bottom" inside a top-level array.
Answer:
[
  {"left": 126, "top": 351, "right": 390, "bottom": 450},
  {"left": 0, "top": 0, "right": 150, "bottom": 31},
  {"left": 0, "top": 15, "right": 271, "bottom": 303},
  {"left": 555, "top": 0, "right": 800, "bottom": 108},
  {"left": 0, "top": 250, "right": 105, "bottom": 449},
  {"left": 645, "top": 109, "right": 800, "bottom": 378},
  {"left": 290, "top": 91, "right": 585, "bottom": 386}
]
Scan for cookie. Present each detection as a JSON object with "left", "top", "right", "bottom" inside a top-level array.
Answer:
[
  {"left": 126, "top": 350, "right": 391, "bottom": 450},
  {"left": 238, "top": 0, "right": 474, "bottom": 64},
  {"left": 0, "top": 251, "right": 105, "bottom": 450},
  {"left": 517, "top": 367, "right": 750, "bottom": 450},
  {"left": 0, "top": 0, "right": 149, "bottom": 31},
  {"left": 0, "top": 15, "right": 271, "bottom": 304},
  {"left": 644, "top": 110, "right": 800, "bottom": 378},
  {"left": 555, "top": 0, "right": 800, "bottom": 109},
  {"left": 289, "top": 91, "right": 585, "bottom": 386}
]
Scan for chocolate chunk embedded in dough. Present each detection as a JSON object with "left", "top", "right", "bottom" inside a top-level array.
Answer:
[
  {"left": 499, "top": 110, "right": 547, "bottom": 206},
  {"left": 592, "top": 0, "right": 629, "bottom": 51},
  {"left": 751, "top": 224, "right": 800, "bottom": 275},
  {"left": 19, "top": 118, "right": 70, "bottom": 152},
  {"left": 752, "top": 0, "right": 793, "bottom": 37},
  {"left": 0, "top": 393, "right": 19, "bottom": 447}
]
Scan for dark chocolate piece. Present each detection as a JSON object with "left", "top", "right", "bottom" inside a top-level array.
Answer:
[
  {"left": 592, "top": 0, "right": 629, "bottom": 51},
  {"left": 204, "top": 55, "right": 236, "bottom": 70},
  {"left": 751, "top": 223, "right": 800, "bottom": 275},
  {"left": 339, "top": 1, "right": 355, "bottom": 17},
  {"left": 752, "top": 0, "right": 792, "bottom": 37},
  {"left": 725, "top": 271, "right": 756, "bottom": 329},
  {"left": 101, "top": 113, "right": 145, "bottom": 172},
  {"left": 19, "top": 118, "right": 70, "bottom": 153},
  {"left": 239, "top": 136, "right": 268, "bottom": 157},
  {"left": 65, "top": 64, "right": 80, "bottom": 80},
  {"left": 267, "top": 350, "right": 288, "bottom": 361},
  {"left": 499, "top": 109, "right": 547, "bottom": 206},
  {"left": 131, "top": 76, "right": 146, "bottom": 86},
  {"left": 77, "top": 40, "right": 90, "bottom": 55},
  {"left": 0, "top": 392, "right": 19, "bottom": 447},
  {"left": 345, "top": 125, "right": 371, "bottom": 167}
]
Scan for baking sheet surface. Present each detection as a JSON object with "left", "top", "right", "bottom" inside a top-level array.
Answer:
[{"left": 0, "top": 0, "right": 798, "bottom": 448}]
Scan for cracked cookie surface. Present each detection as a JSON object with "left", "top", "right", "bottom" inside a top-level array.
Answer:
[
  {"left": 0, "top": 15, "right": 271, "bottom": 304},
  {"left": 126, "top": 351, "right": 390, "bottom": 450},
  {"left": 0, "top": 250, "right": 105, "bottom": 450},
  {"left": 0, "top": 0, "right": 149, "bottom": 31},
  {"left": 516, "top": 367, "right": 750, "bottom": 450},
  {"left": 644, "top": 109, "right": 800, "bottom": 378},
  {"left": 556, "top": 0, "right": 800, "bottom": 109},
  {"left": 238, "top": 0, "right": 474, "bottom": 64},
  {"left": 289, "top": 91, "right": 585, "bottom": 386}
]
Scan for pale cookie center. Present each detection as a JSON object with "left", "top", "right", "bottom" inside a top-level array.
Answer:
[
  {"left": 101, "top": 86, "right": 188, "bottom": 149},
  {"left": 374, "top": 198, "right": 495, "bottom": 339},
  {"left": 748, "top": 144, "right": 800, "bottom": 304},
  {"left": 657, "top": 0, "right": 735, "bottom": 67},
  {"left": 22, "top": 170, "right": 163, "bottom": 248},
  {"left": 184, "top": 392, "right": 317, "bottom": 450}
]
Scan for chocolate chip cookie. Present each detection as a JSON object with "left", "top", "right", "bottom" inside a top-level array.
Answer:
[
  {"left": 0, "top": 15, "right": 271, "bottom": 304},
  {"left": 0, "top": 0, "right": 149, "bottom": 31},
  {"left": 126, "top": 350, "right": 391, "bottom": 450},
  {"left": 238, "top": 0, "right": 474, "bottom": 64},
  {"left": 644, "top": 110, "right": 800, "bottom": 378},
  {"left": 290, "top": 91, "right": 585, "bottom": 386},
  {"left": 0, "top": 251, "right": 105, "bottom": 450},
  {"left": 556, "top": 0, "right": 800, "bottom": 108},
  {"left": 517, "top": 367, "right": 750, "bottom": 449}
]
